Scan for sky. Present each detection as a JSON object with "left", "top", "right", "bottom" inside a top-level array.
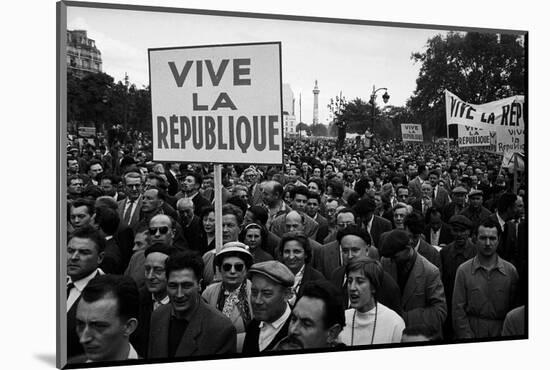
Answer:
[{"left": 66, "top": 5, "right": 453, "bottom": 126}]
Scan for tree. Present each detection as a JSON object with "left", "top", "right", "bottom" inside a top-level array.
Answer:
[
  {"left": 310, "top": 124, "right": 329, "bottom": 137},
  {"left": 296, "top": 122, "right": 309, "bottom": 132},
  {"left": 409, "top": 31, "right": 525, "bottom": 138}
]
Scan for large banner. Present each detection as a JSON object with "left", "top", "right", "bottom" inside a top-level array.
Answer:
[
  {"left": 149, "top": 42, "right": 284, "bottom": 164},
  {"left": 401, "top": 123, "right": 423, "bottom": 142},
  {"left": 445, "top": 90, "right": 525, "bottom": 153}
]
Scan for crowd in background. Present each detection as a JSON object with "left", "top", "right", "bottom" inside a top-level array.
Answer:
[{"left": 65, "top": 130, "right": 527, "bottom": 364}]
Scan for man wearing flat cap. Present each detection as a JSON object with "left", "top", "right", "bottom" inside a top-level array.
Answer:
[
  {"left": 459, "top": 189, "right": 491, "bottom": 229},
  {"left": 439, "top": 215, "right": 476, "bottom": 339},
  {"left": 442, "top": 186, "right": 468, "bottom": 223},
  {"left": 380, "top": 229, "right": 447, "bottom": 336},
  {"left": 242, "top": 261, "right": 295, "bottom": 354}
]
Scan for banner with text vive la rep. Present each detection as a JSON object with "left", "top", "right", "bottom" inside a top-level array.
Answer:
[{"left": 444, "top": 90, "right": 525, "bottom": 154}]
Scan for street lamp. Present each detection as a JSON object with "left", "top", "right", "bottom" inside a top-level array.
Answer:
[{"left": 369, "top": 85, "right": 390, "bottom": 133}]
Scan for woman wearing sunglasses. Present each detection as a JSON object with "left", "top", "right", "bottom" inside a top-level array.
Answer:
[
  {"left": 339, "top": 257, "right": 405, "bottom": 345},
  {"left": 278, "top": 231, "right": 325, "bottom": 307},
  {"left": 238, "top": 223, "right": 274, "bottom": 264},
  {"left": 202, "top": 241, "right": 253, "bottom": 352}
]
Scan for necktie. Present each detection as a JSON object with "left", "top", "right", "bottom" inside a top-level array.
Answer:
[
  {"left": 123, "top": 200, "right": 134, "bottom": 226},
  {"left": 67, "top": 281, "right": 75, "bottom": 298}
]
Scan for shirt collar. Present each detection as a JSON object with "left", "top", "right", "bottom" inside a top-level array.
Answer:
[
  {"left": 413, "top": 239, "right": 421, "bottom": 252},
  {"left": 259, "top": 304, "right": 291, "bottom": 329},
  {"left": 152, "top": 294, "right": 170, "bottom": 305},
  {"left": 69, "top": 268, "right": 103, "bottom": 291},
  {"left": 471, "top": 255, "right": 508, "bottom": 275},
  {"left": 496, "top": 212, "right": 506, "bottom": 230}
]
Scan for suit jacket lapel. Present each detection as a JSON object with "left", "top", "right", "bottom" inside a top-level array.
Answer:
[
  {"left": 175, "top": 302, "right": 204, "bottom": 356},
  {"left": 401, "top": 256, "right": 423, "bottom": 307}
]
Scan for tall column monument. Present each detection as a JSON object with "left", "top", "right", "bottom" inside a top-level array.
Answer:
[{"left": 312, "top": 80, "right": 320, "bottom": 125}]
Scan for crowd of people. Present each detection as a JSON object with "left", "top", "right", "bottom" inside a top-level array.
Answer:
[{"left": 65, "top": 132, "right": 527, "bottom": 364}]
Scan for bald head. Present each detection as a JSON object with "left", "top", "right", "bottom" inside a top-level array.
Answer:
[
  {"left": 176, "top": 198, "right": 194, "bottom": 226},
  {"left": 285, "top": 210, "right": 305, "bottom": 233},
  {"left": 149, "top": 214, "right": 175, "bottom": 246},
  {"left": 261, "top": 180, "right": 283, "bottom": 207}
]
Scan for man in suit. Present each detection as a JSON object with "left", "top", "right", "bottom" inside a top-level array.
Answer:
[
  {"left": 176, "top": 198, "right": 204, "bottom": 254},
  {"left": 67, "top": 226, "right": 105, "bottom": 359},
  {"left": 70, "top": 275, "right": 139, "bottom": 364},
  {"left": 408, "top": 164, "right": 428, "bottom": 203},
  {"left": 353, "top": 197, "right": 392, "bottom": 249},
  {"left": 423, "top": 207, "right": 453, "bottom": 247},
  {"left": 404, "top": 211, "right": 441, "bottom": 268},
  {"left": 305, "top": 191, "right": 330, "bottom": 244},
  {"left": 175, "top": 171, "right": 211, "bottom": 217},
  {"left": 99, "top": 174, "right": 126, "bottom": 202},
  {"left": 131, "top": 244, "right": 173, "bottom": 358},
  {"left": 428, "top": 170, "right": 451, "bottom": 210},
  {"left": 138, "top": 187, "right": 178, "bottom": 228},
  {"left": 411, "top": 182, "right": 435, "bottom": 215},
  {"left": 328, "top": 226, "right": 401, "bottom": 316},
  {"left": 148, "top": 251, "right": 237, "bottom": 358},
  {"left": 316, "top": 208, "right": 357, "bottom": 278},
  {"left": 242, "top": 261, "right": 295, "bottom": 354},
  {"left": 380, "top": 229, "right": 447, "bottom": 336},
  {"left": 164, "top": 162, "right": 180, "bottom": 196},
  {"left": 118, "top": 171, "right": 143, "bottom": 231},
  {"left": 243, "top": 166, "right": 263, "bottom": 206},
  {"left": 487, "top": 192, "right": 520, "bottom": 267}
]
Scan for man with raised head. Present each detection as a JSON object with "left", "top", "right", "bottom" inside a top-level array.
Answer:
[
  {"left": 275, "top": 280, "right": 345, "bottom": 350},
  {"left": 175, "top": 171, "right": 211, "bottom": 217},
  {"left": 452, "top": 219, "right": 518, "bottom": 339},
  {"left": 148, "top": 251, "right": 236, "bottom": 358},
  {"left": 70, "top": 275, "right": 140, "bottom": 363},
  {"left": 66, "top": 226, "right": 106, "bottom": 359},
  {"left": 242, "top": 261, "right": 295, "bottom": 354}
]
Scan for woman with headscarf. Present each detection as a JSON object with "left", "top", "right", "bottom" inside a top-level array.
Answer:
[{"left": 239, "top": 223, "right": 274, "bottom": 263}]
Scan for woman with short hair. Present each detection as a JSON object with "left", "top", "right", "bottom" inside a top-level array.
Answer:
[{"left": 340, "top": 257, "right": 405, "bottom": 345}]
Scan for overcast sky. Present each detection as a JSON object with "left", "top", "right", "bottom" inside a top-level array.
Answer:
[{"left": 67, "top": 5, "right": 498, "bottom": 126}]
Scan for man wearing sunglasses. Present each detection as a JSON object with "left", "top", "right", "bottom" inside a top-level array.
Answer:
[{"left": 148, "top": 215, "right": 175, "bottom": 248}]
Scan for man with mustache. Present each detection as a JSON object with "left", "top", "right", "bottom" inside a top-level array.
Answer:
[{"left": 275, "top": 280, "right": 345, "bottom": 350}]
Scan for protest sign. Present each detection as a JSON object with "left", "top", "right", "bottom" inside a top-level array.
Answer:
[
  {"left": 401, "top": 123, "right": 423, "bottom": 142},
  {"left": 149, "top": 42, "right": 283, "bottom": 164},
  {"left": 457, "top": 125, "right": 492, "bottom": 147},
  {"left": 445, "top": 90, "right": 525, "bottom": 153}
]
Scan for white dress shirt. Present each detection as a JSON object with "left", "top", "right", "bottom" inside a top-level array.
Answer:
[
  {"left": 67, "top": 268, "right": 103, "bottom": 311},
  {"left": 258, "top": 304, "right": 291, "bottom": 351}
]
